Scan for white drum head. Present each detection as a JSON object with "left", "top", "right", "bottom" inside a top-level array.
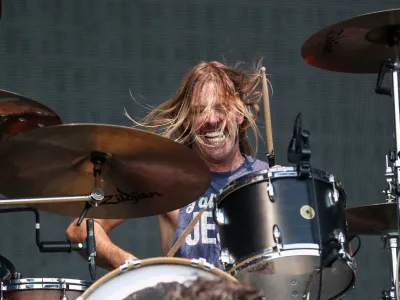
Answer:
[{"left": 78, "top": 257, "right": 236, "bottom": 300}]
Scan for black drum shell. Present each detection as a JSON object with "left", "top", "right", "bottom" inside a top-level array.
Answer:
[{"left": 214, "top": 170, "right": 349, "bottom": 264}]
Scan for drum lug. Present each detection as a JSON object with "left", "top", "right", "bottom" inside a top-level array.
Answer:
[
  {"left": 220, "top": 248, "right": 235, "bottom": 266},
  {"left": 273, "top": 225, "right": 283, "bottom": 254},
  {"left": 191, "top": 258, "right": 214, "bottom": 270},
  {"left": 267, "top": 182, "right": 275, "bottom": 202},
  {"left": 119, "top": 259, "right": 141, "bottom": 272},
  {"left": 60, "top": 280, "right": 67, "bottom": 300},
  {"left": 329, "top": 175, "right": 339, "bottom": 202}
]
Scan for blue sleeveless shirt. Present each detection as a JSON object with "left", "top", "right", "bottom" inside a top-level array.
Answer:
[{"left": 171, "top": 155, "right": 269, "bottom": 269}]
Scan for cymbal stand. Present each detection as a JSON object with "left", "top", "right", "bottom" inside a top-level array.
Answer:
[
  {"left": 381, "top": 233, "right": 400, "bottom": 300},
  {"left": 0, "top": 151, "right": 106, "bottom": 214},
  {"left": 376, "top": 53, "right": 400, "bottom": 299}
]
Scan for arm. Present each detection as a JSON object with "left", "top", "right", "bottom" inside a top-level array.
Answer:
[
  {"left": 158, "top": 210, "right": 179, "bottom": 256},
  {"left": 66, "top": 218, "right": 136, "bottom": 271}
]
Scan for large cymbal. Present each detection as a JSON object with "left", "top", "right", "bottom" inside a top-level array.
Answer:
[
  {"left": 345, "top": 202, "right": 398, "bottom": 235},
  {"left": 0, "top": 89, "right": 62, "bottom": 140},
  {"left": 301, "top": 9, "right": 400, "bottom": 73},
  {"left": 0, "top": 124, "right": 211, "bottom": 219}
]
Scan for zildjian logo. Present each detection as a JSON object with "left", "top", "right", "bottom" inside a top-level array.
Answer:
[{"left": 102, "top": 189, "right": 162, "bottom": 205}]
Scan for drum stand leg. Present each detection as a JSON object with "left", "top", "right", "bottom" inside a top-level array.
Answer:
[
  {"left": 376, "top": 57, "right": 400, "bottom": 300},
  {"left": 381, "top": 233, "right": 399, "bottom": 300}
]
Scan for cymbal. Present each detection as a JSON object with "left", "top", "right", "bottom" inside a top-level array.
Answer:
[
  {"left": 301, "top": 9, "right": 400, "bottom": 73},
  {"left": 345, "top": 202, "right": 399, "bottom": 235},
  {"left": 0, "top": 89, "right": 62, "bottom": 140},
  {"left": 0, "top": 124, "right": 211, "bottom": 219}
]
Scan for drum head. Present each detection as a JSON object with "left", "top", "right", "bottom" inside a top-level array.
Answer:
[{"left": 78, "top": 257, "right": 237, "bottom": 300}]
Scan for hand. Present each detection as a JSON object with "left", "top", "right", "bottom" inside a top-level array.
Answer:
[{"left": 271, "top": 165, "right": 282, "bottom": 168}]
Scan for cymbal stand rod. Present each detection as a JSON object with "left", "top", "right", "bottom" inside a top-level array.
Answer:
[
  {"left": 376, "top": 58, "right": 400, "bottom": 300},
  {"left": 75, "top": 150, "right": 107, "bottom": 226},
  {"left": 381, "top": 233, "right": 399, "bottom": 300},
  {"left": 0, "top": 195, "right": 92, "bottom": 206}
]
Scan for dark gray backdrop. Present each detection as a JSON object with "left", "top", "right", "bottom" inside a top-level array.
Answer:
[{"left": 0, "top": 1, "right": 398, "bottom": 299}]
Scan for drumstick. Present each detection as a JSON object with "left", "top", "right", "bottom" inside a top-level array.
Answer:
[
  {"left": 167, "top": 207, "right": 207, "bottom": 257},
  {"left": 261, "top": 66, "right": 275, "bottom": 167}
]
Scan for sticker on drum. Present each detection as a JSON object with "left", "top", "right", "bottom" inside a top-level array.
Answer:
[
  {"left": 77, "top": 257, "right": 237, "bottom": 300},
  {"left": 1, "top": 278, "right": 91, "bottom": 300}
]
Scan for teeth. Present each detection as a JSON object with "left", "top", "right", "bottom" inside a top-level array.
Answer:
[
  {"left": 205, "top": 131, "right": 223, "bottom": 137},
  {"left": 207, "top": 134, "right": 226, "bottom": 143}
]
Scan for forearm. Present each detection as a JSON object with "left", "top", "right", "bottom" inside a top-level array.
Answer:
[{"left": 67, "top": 220, "right": 137, "bottom": 271}]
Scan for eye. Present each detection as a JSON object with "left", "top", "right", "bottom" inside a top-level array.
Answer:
[{"left": 190, "top": 106, "right": 206, "bottom": 116}]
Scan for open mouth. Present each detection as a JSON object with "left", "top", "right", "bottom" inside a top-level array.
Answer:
[{"left": 203, "top": 130, "right": 226, "bottom": 143}]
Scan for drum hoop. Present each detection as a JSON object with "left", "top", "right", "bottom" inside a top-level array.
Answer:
[
  {"left": 215, "top": 166, "right": 346, "bottom": 207},
  {"left": 77, "top": 257, "right": 237, "bottom": 300},
  {"left": 227, "top": 249, "right": 356, "bottom": 300},
  {"left": 2, "top": 278, "right": 91, "bottom": 291}
]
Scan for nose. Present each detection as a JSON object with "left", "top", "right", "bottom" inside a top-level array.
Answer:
[{"left": 206, "top": 108, "right": 221, "bottom": 125}]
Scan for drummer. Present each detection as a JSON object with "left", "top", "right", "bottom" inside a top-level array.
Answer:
[{"left": 66, "top": 60, "right": 270, "bottom": 270}]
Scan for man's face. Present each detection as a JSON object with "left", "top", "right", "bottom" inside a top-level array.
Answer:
[{"left": 189, "top": 82, "right": 243, "bottom": 163}]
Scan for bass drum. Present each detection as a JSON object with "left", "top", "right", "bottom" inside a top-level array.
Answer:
[
  {"left": 1, "top": 278, "right": 91, "bottom": 300},
  {"left": 77, "top": 257, "right": 237, "bottom": 300},
  {"left": 213, "top": 166, "right": 356, "bottom": 300}
]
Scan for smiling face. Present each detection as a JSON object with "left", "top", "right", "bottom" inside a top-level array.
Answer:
[
  {"left": 132, "top": 61, "right": 263, "bottom": 168},
  {"left": 188, "top": 81, "right": 244, "bottom": 164}
]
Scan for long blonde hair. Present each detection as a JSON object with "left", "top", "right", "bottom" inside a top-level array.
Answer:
[{"left": 127, "top": 61, "right": 264, "bottom": 157}]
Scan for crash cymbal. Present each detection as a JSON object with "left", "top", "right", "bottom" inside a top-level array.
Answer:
[
  {"left": 0, "top": 123, "right": 211, "bottom": 219},
  {"left": 0, "top": 89, "right": 62, "bottom": 140},
  {"left": 301, "top": 8, "right": 400, "bottom": 73},
  {"left": 345, "top": 202, "right": 398, "bottom": 235}
]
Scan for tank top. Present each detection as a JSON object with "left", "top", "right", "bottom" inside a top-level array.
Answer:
[{"left": 171, "top": 155, "right": 269, "bottom": 269}]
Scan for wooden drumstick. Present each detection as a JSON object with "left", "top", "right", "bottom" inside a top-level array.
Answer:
[
  {"left": 167, "top": 207, "right": 207, "bottom": 257},
  {"left": 261, "top": 66, "right": 275, "bottom": 167}
]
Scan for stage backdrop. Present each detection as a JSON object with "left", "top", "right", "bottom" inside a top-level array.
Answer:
[{"left": 0, "top": 1, "right": 398, "bottom": 299}]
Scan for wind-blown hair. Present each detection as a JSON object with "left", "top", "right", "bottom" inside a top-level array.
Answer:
[{"left": 127, "top": 61, "right": 266, "bottom": 157}]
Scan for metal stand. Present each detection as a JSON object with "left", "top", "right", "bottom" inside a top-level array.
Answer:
[
  {"left": 0, "top": 151, "right": 106, "bottom": 224},
  {"left": 377, "top": 59, "right": 400, "bottom": 300},
  {"left": 0, "top": 151, "right": 106, "bottom": 283},
  {"left": 381, "top": 233, "right": 399, "bottom": 300}
]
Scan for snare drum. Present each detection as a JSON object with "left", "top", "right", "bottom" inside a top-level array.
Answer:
[
  {"left": 77, "top": 257, "right": 237, "bottom": 300},
  {"left": 1, "top": 278, "right": 91, "bottom": 300},
  {"left": 213, "top": 166, "right": 356, "bottom": 300}
]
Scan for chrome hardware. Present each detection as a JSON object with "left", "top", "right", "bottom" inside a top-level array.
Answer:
[
  {"left": 267, "top": 182, "right": 274, "bottom": 202},
  {"left": 119, "top": 259, "right": 141, "bottom": 272},
  {"left": 273, "top": 225, "right": 283, "bottom": 254},
  {"left": 191, "top": 258, "right": 214, "bottom": 270},
  {"left": 220, "top": 248, "right": 235, "bottom": 266},
  {"left": 60, "top": 280, "right": 67, "bottom": 300}
]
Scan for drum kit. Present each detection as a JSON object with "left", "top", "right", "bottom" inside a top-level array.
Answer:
[{"left": 0, "top": 7, "right": 399, "bottom": 300}]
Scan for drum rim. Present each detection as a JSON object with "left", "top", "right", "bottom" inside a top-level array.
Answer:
[
  {"left": 77, "top": 257, "right": 237, "bottom": 300},
  {"left": 215, "top": 166, "right": 346, "bottom": 207},
  {"left": 2, "top": 277, "right": 92, "bottom": 291},
  {"left": 228, "top": 249, "right": 356, "bottom": 300}
]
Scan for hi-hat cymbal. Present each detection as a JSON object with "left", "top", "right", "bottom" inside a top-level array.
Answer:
[
  {"left": 0, "top": 89, "right": 62, "bottom": 140},
  {"left": 0, "top": 124, "right": 211, "bottom": 219},
  {"left": 301, "top": 9, "right": 400, "bottom": 73},
  {"left": 345, "top": 202, "right": 398, "bottom": 235}
]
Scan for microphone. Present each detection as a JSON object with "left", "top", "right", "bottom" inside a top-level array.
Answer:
[
  {"left": 87, "top": 219, "right": 97, "bottom": 281},
  {"left": 287, "top": 113, "right": 302, "bottom": 163}
]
